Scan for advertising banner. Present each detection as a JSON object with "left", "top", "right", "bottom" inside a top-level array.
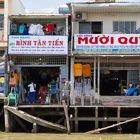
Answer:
[
  {"left": 9, "top": 35, "right": 68, "bottom": 55},
  {"left": 74, "top": 34, "right": 140, "bottom": 54}
]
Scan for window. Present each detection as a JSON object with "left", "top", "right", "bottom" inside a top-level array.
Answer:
[
  {"left": 79, "top": 22, "right": 102, "bottom": 34},
  {"left": 0, "top": 14, "right": 4, "bottom": 30},
  {"left": 113, "top": 21, "right": 136, "bottom": 33},
  {"left": 0, "top": 2, "right": 4, "bottom": 9},
  {"left": 92, "top": 22, "right": 102, "bottom": 34},
  {"left": 79, "top": 22, "right": 91, "bottom": 34}
]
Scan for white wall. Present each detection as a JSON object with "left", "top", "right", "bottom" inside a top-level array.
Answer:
[
  {"left": 73, "top": 12, "right": 140, "bottom": 34},
  {"left": 8, "top": 0, "right": 25, "bottom": 15},
  {"left": 88, "top": 13, "right": 140, "bottom": 33},
  {"left": 4, "top": 0, "right": 25, "bottom": 40}
]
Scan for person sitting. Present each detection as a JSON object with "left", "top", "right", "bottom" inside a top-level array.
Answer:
[{"left": 126, "top": 83, "right": 139, "bottom": 96}]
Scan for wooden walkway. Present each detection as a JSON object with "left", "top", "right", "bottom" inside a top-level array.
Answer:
[{"left": 2, "top": 96, "right": 140, "bottom": 133}]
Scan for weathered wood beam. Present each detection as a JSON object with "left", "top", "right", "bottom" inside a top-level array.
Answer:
[
  {"left": 4, "top": 107, "right": 10, "bottom": 132},
  {"left": 62, "top": 100, "right": 70, "bottom": 134},
  {"left": 71, "top": 117, "right": 136, "bottom": 121},
  {"left": 86, "top": 115, "right": 140, "bottom": 134},
  {"left": 25, "top": 111, "right": 64, "bottom": 116},
  {"left": 5, "top": 106, "right": 67, "bottom": 132}
]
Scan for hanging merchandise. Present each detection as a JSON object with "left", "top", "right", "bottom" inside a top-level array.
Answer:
[
  {"left": 7, "top": 87, "right": 18, "bottom": 106},
  {"left": 74, "top": 78, "right": 83, "bottom": 105},
  {"left": 73, "top": 64, "right": 82, "bottom": 77},
  {"left": 28, "top": 24, "right": 38, "bottom": 35},
  {"left": 57, "top": 26, "right": 65, "bottom": 35},
  {"left": 43, "top": 23, "right": 55, "bottom": 35},
  {"left": 82, "top": 64, "right": 91, "bottom": 77},
  {"left": 9, "top": 74, "right": 16, "bottom": 87},
  {"left": 28, "top": 24, "right": 44, "bottom": 35},
  {"left": 18, "top": 24, "right": 25, "bottom": 34},
  {"left": 10, "top": 23, "right": 18, "bottom": 35},
  {"left": 83, "top": 78, "right": 91, "bottom": 96},
  {"left": 36, "top": 24, "right": 45, "bottom": 35},
  {"left": 23, "top": 24, "right": 29, "bottom": 35}
]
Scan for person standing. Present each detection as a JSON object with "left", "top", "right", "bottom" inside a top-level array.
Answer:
[{"left": 28, "top": 80, "right": 36, "bottom": 104}]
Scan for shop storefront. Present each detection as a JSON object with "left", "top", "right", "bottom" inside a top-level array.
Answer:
[
  {"left": 71, "top": 34, "right": 140, "bottom": 105},
  {"left": 8, "top": 15, "right": 69, "bottom": 105}
]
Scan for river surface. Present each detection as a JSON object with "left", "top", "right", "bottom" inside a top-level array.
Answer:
[{"left": 0, "top": 133, "right": 140, "bottom": 140}]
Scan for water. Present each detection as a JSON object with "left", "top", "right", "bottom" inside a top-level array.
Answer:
[{"left": 0, "top": 133, "right": 140, "bottom": 140}]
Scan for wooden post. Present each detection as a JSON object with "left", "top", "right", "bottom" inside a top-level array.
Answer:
[
  {"left": 97, "top": 57, "right": 100, "bottom": 97},
  {"left": 117, "top": 107, "right": 122, "bottom": 133},
  {"left": 62, "top": 100, "right": 70, "bottom": 134},
  {"left": 74, "top": 107, "right": 78, "bottom": 132},
  {"left": 103, "top": 108, "right": 108, "bottom": 129},
  {"left": 93, "top": 57, "right": 96, "bottom": 104},
  {"left": 4, "top": 107, "right": 10, "bottom": 132},
  {"left": 32, "top": 123, "right": 37, "bottom": 133},
  {"left": 137, "top": 119, "right": 140, "bottom": 134},
  {"left": 95, "top": 107, "right": 98, "bottom": 129}
]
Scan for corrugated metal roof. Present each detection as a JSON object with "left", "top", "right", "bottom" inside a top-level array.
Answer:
[
  {"left": 70, "top": 2, "right": 140, "bottom": 13},
  {"left": 9, "top": 14, "right": 69, "bottom": 20}
]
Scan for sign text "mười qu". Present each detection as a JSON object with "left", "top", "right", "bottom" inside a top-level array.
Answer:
[
  {"left": 74, "top": 34, "right": 140, "bottom": 54},
  {"left": 77, "top": 34, "right": 140, "bottom": 45}
]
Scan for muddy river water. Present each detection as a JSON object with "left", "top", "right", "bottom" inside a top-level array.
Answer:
[{"left": 0, "top": 133, "right": 140, "bottom": 140}]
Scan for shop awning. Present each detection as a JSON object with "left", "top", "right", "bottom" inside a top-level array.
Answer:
[
  {"left": 69, "top": 2, "right": 140, "bottom": 13},
  {"left": 9, "top": 14, "right": 69, "bottom": 22}
]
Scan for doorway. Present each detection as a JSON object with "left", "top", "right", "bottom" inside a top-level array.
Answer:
[
  {"left": 21, "top": 67, "right": 60, "bottom": 92},
  {"left": 100, "top": 70, "right": 127, "bottom": 96}
]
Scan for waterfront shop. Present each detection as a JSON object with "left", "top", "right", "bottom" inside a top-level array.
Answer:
[
  {"left": 69, "top": 2, "right": 140, "bottom": 106},
  {"left": 73, "top": 34, "right": 140, "bottom": 97},
  {"left": 8, "top": 15, "right": 69, "bottom": 105}
]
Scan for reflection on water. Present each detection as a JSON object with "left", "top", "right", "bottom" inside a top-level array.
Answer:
[{"left": 0, "top": 133, "right": 140, "bottom": 140}]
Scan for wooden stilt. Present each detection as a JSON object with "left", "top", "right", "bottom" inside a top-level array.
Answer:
[
  {"left": 62, "top": 100, "right": 70, "bottom": 134},
  {"left": 117, "top": 107, "right": 122, "bottom": 133},
  {"left": 102, "top": 108, "right": 108, "bottom": 130},
  {"left": 74, "top": 107, "right": 78, "bottom": 132},
  {"left": 4, "top": 107, "right": 10, "bottom": 132},
  {"left": 137, "top": 119, "right": 140, "bottom": 134},
  {"left": 95, "top": 107, "right": 98, "bottom": 129},
  {"left": 31, "top": 123, "right": 37, "bottom": 133}
]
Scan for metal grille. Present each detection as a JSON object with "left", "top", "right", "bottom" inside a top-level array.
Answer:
[
  {"left": 100, "top": 63, "right": 139, "bottom": 68},
  {"left": 14, "top": 56, "right": 67, "bottom": 65}
]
